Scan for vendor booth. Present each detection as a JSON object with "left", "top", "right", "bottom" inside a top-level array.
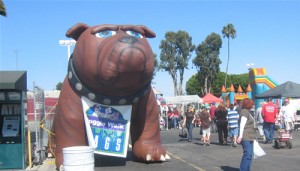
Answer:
[{"left": 0, "top": 71, "right": 27, "bottom": 169}]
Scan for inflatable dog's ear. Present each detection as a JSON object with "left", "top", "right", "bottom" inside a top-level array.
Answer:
[
  {"left": 136, "top": 25, "right": 156, "bottom": 38},
  {"left": 66, "top": 23, "right": 89, "bottom": 40}
]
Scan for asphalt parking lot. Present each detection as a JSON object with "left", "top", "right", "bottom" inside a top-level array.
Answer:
[{"left": 29, "top": 128, "right": 300, "bottom": 171}]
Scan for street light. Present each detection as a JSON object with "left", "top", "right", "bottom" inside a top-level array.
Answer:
[
  {"left": 246, "top": 63, "right": 254, "bottom": 70},
  {"left": 59, "top": 39, "right": 76, "bottom": 60}
]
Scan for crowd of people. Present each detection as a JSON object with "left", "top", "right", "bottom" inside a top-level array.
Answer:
[
  {"left": 159, "top": 97, "right": 298, "bottom": 171},
  {"left": 159, "top": 105, "right": 183, "bottom": 130}
]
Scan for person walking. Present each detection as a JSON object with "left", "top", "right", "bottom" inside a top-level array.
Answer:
[
  {"left": 182, "top": 104, "right": 196, "bottom": 142},
  {"left": 173, "top": 108, "right": 180, "bottom": 129},
  {"left": 200, "top": 107, "right": 211, "bottom": 146},
  {"left": 283, "top": 99, "right": 296, "bottom": 135},
  {"left": 215, "top": 103, "right": 228, "bottom": 145},
  {"left": 262, "top": 98, "right": 278, "bottom": 144},
  {"left": 235, "top": 101, "right": 242, "bottom": 114},
  {"left": 237, "top": 98, "right": 256, "bottom": 171},
  {"left": 278, "top": 100, "right": 288, "bottom": 129},
  {"left": 167, "top": 107, "right": 174, "bottom": 129},
  {"left": 209, "top": 103, "right": 217, "bottom": 133},
  {"left": 227, "top": 104, "right": 239, "bottom": 147},
  {"left": 256, "top": 102, "right": 266, "bottom": 140}
]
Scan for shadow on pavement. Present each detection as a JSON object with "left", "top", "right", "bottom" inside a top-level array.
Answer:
[
  {"left": 94, "top": 152, "right": 133, "bottom": 167},
  {"left": 220, "top": 166, "right": 239, "bottom": 171},
  {"left": 178, "top": 138, "right": 188, "bottom": 142}
]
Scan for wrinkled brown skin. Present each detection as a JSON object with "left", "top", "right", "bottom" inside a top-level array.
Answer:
[{"left": 53, "top": 23, "right": 166, "bottom": 168}]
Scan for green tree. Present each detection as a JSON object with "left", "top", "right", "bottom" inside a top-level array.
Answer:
[
  {"left": 185, "top": 73, "right": 201, "bottom": 95},
  {"left": 212, "top": 72, "right": 227, "bottom": 96},
  {"left": 186, "top": 72, "right": 248, "bottom": 97},
  {"left": 0, "top": 0, "right": 7, "bottom": 16},
  {"left": 153, "top": 53, "right": 159, "bottom": 77},
  {"left": 193, "top": 32, "right": 222, "bottom": 96},
  {"left": 151, "top": 53, "right": 160, "bottom": 86},
  {"left": 222, "top": 23, "right": 236, "bottom": 89},
  {"left": 228, "top": 73, "right": 249, "bottom": 91},
  {"left": 159, "top": 30, "right": 195, "bottom": 96},
  {"left": 214, "top": 72, "right": 248, "bottom": 96},
  {"left": 56, "top": 82, "right": 62, "bottom": 90}
]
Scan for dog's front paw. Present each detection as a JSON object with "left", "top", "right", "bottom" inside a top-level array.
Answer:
[{"left": 132, "top": 140, "right": 171, "bottom": 162}]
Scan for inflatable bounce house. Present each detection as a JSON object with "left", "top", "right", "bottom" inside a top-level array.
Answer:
[
  {"left": 221, "top": 68, "right": 279, "bottom": 108},
  {"left": 249, "top": 68, "right": 279, "bottom": 108},
  {"left": 221, "top": 84, "right": 252, "bottom": 107}
]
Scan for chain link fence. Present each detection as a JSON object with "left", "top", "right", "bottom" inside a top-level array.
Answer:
[{"left": 25, "top": 84, "right": 56, "bottom": 168}]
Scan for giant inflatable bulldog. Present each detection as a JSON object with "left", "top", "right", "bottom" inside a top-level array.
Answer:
[{"left": 53, "top": 23, "right": 170, "bottom": 169}]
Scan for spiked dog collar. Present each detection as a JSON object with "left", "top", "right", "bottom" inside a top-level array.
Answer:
[{"left": 67, "top": 55, "right": 150, "bottom": 105}]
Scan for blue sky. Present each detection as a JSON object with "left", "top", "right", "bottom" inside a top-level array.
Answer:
[{"left": 1, "top": 0, "right": 300, "bottom": 97}]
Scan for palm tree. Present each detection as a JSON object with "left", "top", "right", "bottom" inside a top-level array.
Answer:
[
  {"left": 222, "top": 23, "right": 236, "bottom": 89},
  {"left": 0, "top": 0, "right": 7, "bottom": 17}
]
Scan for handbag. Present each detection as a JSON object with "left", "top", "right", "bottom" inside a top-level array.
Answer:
[
  {"left": 179, "top": 128, "right": 187, "bottom": 138},
  {"left": 253, "top": 140, "right": 266, "bottom": 159}
]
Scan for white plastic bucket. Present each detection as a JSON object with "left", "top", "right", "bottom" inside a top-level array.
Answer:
[{"left": 63, "top": 146, "right": 95, "bottom": 171}]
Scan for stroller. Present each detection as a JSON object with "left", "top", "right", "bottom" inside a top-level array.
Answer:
[{"left": 274, "top": 128, "right": 292, "bottom": 149}]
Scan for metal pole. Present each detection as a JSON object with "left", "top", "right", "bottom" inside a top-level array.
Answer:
[
  {"left": 59, "top": 39, "right": 76, "bottom": 61},
  {"left": 41, "top": 90, "right": 46, "bottom": 161},
  {"left": 28, "top": 129, "right": 32, "bottom": 168},
  {"left": 67, "top": 45, "right": 71, "bottom": 60},
  {"left": 33, "top": 82, "right": 40, "bottom": 164}
]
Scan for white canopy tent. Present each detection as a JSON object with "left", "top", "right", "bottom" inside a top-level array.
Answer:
[
  {"left": 159, "top": 95, "right": 202, "bottom": 130},
  {"left": 164, "top": 95, "right": 203, "bottom": 105}
]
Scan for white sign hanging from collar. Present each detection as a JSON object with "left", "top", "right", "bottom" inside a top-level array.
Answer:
[{"left": 81, "top": 96, "right": 132, "bottom": 158}]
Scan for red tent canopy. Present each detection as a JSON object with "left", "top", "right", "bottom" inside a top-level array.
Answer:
[{"left": 202, "top": 93, "right": 223, "bottom": 103}]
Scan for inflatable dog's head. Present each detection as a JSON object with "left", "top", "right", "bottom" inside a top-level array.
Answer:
[{"left": 66, "top": 23, "right": 156, "bottom": 101}]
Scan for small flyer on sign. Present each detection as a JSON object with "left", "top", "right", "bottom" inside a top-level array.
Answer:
[{"left": 81, "top": 96, "right": 132, "bottom": 158}]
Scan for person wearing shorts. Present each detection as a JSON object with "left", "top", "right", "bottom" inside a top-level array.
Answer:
[
  {"left": 200, "top": 107, "right": 211, "bottom": 146},
  {"left": 228, "top": 104, "right": 239, "bottom": 147}
]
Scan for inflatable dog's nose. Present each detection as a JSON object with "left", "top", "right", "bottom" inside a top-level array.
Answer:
[{"left": 120, "top": 36, "right": 138, "bottom": 44}]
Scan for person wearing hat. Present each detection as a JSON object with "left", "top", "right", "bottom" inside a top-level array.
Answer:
[{"left": 262, "top": 98, "right": 278, "bottom": 144}]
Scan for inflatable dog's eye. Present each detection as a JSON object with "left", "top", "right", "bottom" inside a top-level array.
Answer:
[
  {"left": 126, "top": 30, "right": 143, "bottom": 38},
  {"left": 95, "top": 30, "right": 116, "bottom": 38}
]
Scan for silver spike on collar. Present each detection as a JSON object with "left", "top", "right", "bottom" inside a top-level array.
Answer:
[{"left": 67, "top": 55, "right": 150, "bottom": 105}]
